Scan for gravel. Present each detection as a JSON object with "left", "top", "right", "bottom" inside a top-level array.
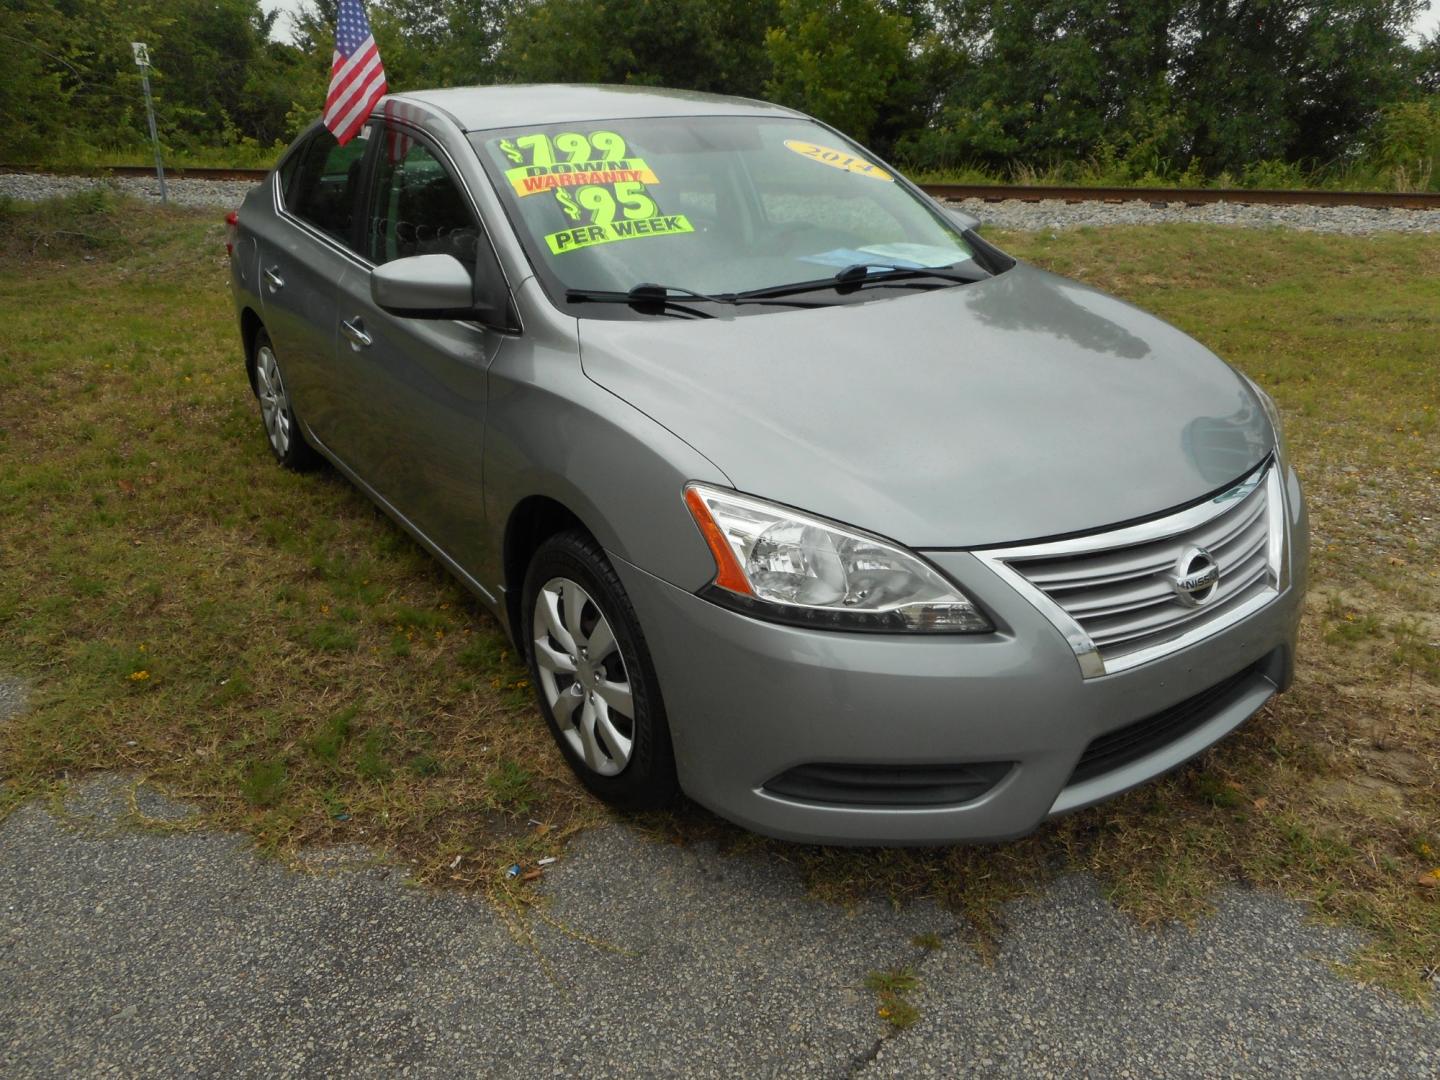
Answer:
[
  {"left": 3, "top": 171, "right": 1438, "bottom": 233},
  {"left": 1, "top": 774, "right": 1436, "bottom": 1076},
  {"left": 946, "top": 195, "right": 1440, "bottom": 234},
  {"left": 0, "top": 172, "right": 257, "bottom": 211}
]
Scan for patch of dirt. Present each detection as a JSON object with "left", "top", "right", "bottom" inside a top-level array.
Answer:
[
  {"left": 1353, "top": 747, "right": 1431, "bottom": 787},
  {"left": 1319, "top": 775, "right": 1408, "bottom": 809},
  {"left": 0, "top": 678, "right": 26, "bottom": 725}
]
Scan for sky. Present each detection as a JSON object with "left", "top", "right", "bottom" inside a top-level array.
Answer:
[
  {"left": 259, "top": 0, "right": 1439, "bottom": 48},
  {"left": 259, "top": 0, "right": 305, "bottom": 43},
  {"left": 1412, "top": 2, "right": 1440, "bottom": 40}
]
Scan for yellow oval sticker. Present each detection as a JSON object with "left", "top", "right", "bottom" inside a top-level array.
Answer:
[{"left": 783, "top": 140, "right": 893, "bottom": 182}]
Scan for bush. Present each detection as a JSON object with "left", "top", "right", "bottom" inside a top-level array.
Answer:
[
  {"left": 1373, "top": 97, "right": 1440, "bottom": 191},
  {"left": 0, "top": 188, "right": 125, "bottom": 257},
  {"left": 1239, "top": 159, "right": 1311, "bottom": 189}
]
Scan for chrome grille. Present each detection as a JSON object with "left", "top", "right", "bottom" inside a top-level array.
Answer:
[{"left": 977, "top": 461, "right": 1286, "bottom": 677}]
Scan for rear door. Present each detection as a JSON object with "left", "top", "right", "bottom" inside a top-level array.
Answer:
[
  {"left": 259, "top": 126, "right": 374, "bottom": 448},
  {"left": 331, "top": 121, "right": 507, "bottom": 571}
]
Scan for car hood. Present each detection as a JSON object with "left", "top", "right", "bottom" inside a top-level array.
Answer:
[{"left": 577, "top": 264, "right": 1273, "bottom": 548}]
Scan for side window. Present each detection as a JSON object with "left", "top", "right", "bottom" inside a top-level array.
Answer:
[
  {"left": 277, "top": 143, "right": 303, "bottom": 204},
  {"left": 288, "top": 127, "right": 370, "bottom": 244},
  {"left": 365, "top": 133, "right": 480, "bottom": 271}
]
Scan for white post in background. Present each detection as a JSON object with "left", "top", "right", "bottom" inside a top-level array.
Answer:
[{"left": 131, "top": 42, "right": 168, "bottom": 204}]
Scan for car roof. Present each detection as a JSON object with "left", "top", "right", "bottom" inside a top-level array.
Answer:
[{"left": 385, "top": 84, "right": 805, "bottom": 132}]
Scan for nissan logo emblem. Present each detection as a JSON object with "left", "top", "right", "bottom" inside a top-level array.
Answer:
[{"left": 1167, "top": 546, "right": 1220, "bottom": 607}]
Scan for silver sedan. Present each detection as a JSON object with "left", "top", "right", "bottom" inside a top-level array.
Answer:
[{"left": 226, "top": 84, "right": 1307, "bottom": 844}]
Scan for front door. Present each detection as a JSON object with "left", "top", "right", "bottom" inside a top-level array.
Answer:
[{"left": 332, "top": 124, "right": 506, "bottom": 574}]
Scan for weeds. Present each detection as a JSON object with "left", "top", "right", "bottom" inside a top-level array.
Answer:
[
  {"left": 864, "top": 969, "right": 922, "bottom": 1030},
  {"left": 0, "top": 187, "right": 126, "bottom": 255}
]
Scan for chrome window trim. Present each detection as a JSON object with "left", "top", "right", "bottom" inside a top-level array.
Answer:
[
  {"left": 975, "top": 458, "right": 1286, "bottom": 679},
  {"left": 271, "top": 116, "right": 523, "bottom": 335},
  {"left": 272, "top": 166, "right": 373, "bottom": 272}
]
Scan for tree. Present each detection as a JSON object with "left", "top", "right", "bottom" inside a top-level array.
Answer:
[
  {"left": 1416, "top": 30, "right": 1440, "bottom": 95},
  {"left": 763, "top": 0, "right": 913, "bottom": 145},
  {"left": 902, "top": 0, "right": 1185, "bottom": 171},
  {"left": 149, "top": 0, "right": 304, "bottom": 146},
  {"left": 496, "top": 0, "right": 777, "bottom": 98},
  {"left": 367, "top": 0, "right": 506, "bottom": 88},
  {"left": 1, "top": 0, "right": 1434, "bottom": 183},
  {"left": 0, "top": 0, "right": 78, "bottom": 159},
  {"left": 1175, "top": 0, "right": 1423, "bottom": 172}
]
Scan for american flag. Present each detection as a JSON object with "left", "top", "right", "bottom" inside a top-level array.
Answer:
[
  {"left": 382, "top": 98, "right": 420, "bottom": 162},
  {"left": 323, "top": 0, "right": 388, "bottom": 146}
]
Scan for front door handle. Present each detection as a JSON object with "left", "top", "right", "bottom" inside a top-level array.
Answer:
[
  {"left": 341, "top": 317, "right": 372, "bottom": 349},
  {"left": 263, "top": 266, "right": 285, "bottom": 291}
]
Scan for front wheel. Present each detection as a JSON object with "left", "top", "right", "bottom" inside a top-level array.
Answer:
[{"left": 521, "top": 531, "right": 678, "bottom": 810}]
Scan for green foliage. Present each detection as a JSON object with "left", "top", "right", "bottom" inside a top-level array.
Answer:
[
  {"left": 897, "top": 0, "right": 1430, "bottom": 184},
  {"left": 241, "top": 760, "right": 287, "bottom": 806},
  {"left": 0, "top": 0, "right": 310, "bottom": 163},
  {"left": 1172, "top": 0, "right": 1422, "bottom": 173},
  {"left": 0, "top": 187, "right": 125, "bottom": 253},
  {"left": 355, "top": 729, "right": 393, "bottom": 780},
  {"left": 1372, "top": 96, "right": 1440, "bottom": 187},
  {"left": 496, "top": 0, "right": 776, "bottom": 96},
  {"left": 2, "top": 0, "right": 1436, "bottom": 188},
  {"left": 307, "top": 705, "right": 359, "bottom": 763},
  {"left": 485, "top": 759, "right": 536, "bottom": 813},
  {"left": 763, "top": 0, "right": 912, "bottom": 145},
  {"left": 909, "top": 0, "right": 1184, "bottom": 168}
]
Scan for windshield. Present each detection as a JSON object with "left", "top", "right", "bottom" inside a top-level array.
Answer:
[{"left": 470, "top": 115, "right": 982, "bottom": 312}]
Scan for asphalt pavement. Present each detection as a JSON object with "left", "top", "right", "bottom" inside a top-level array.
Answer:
[{"left": 0, "top": 682, "right": 1437, "bottom": 1076}]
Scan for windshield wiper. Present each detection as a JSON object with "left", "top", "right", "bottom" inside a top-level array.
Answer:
[
  {"left": 565, "top": 283, "right": 724, "bottom": 318},
  {"left": 733, "top": 261, "right": 989, "bottom": 301},
  {"left": 565, "top": 282, "right": 835, "bottom": 312}
]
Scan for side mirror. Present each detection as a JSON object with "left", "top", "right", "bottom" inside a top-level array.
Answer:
[
  {"left": 371, "top": 253, "right": 475, "bottom": 318},
  {"left": 945, "top": 207, "right": 982, "bottom": 234},
  {"left": 370, "top": 252, "right": 511, "bottom": 327}
]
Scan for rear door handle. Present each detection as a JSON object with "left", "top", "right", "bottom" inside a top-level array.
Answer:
[
  {"left": 263, "top": 266, "right": 285, "bottom": 291},
  {"left": 341, "top": 317, "right": 372, "bottom": 349}
]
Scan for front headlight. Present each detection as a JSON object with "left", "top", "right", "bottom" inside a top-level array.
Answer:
[
  {"left": 1244, "top": 375, "right": 1289, "bottom": 469},
  {"left": 683, "top": 484, "right": 993, "bottom": 633}
]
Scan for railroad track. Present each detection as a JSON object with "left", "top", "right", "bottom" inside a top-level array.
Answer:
[{"left": 5, "top": 164, "right": 1439, "bottom": 211}]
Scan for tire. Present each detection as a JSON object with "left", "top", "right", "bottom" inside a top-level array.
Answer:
[
  {"left": 521, "top": 530, "right": 678, "bottom": 810},
  {"left": 252, "top": 330, "right": 320, "bottom": 471}
]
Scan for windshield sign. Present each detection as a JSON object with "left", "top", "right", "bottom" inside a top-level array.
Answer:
[{"left": 472, "top": 116, "right": 979, "bottom": 310}]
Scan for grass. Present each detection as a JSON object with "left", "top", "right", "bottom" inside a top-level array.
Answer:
[
  {"left": 1, "top": 193, "right": 1437, "bottom": 998},
  {"left": 3, "top": 142, "right": 288, "bottom": 173},
  {"left": 0, "top": 189, "right": 604, "bottom": 892},
  {"left": 864, "top": 969, "right": 923, "bottom": 1030}
]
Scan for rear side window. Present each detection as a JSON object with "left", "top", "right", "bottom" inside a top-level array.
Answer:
[
  {"left": 286, "top": 127, "right": 370, "bottom": 244},
  {"left": 276, "top": 149, "right": 303, "bottom": 206},
  {"left": 365, "top": 136, "right": 479, "bottom": 270}
]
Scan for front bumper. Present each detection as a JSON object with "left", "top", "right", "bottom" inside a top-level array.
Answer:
[{"left": 614, "top": 467, "right": 1308, "bottom": 846}]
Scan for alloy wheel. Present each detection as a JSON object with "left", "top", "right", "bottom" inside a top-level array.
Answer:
[
  {"left": 255, "top": 344, "right": 292, "bottom": 457},
  {"left": 532, "top": 576, "right": 636, "bottom": 776}
]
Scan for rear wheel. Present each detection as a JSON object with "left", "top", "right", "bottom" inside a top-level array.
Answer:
[
  {"left": 253, "top": 330, "right": 319, "bottom": 471},
  {"left": 521, "top": 531, "right": 678, "bottom": 809}
]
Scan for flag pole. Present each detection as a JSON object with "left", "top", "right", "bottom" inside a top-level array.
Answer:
[{"left": 131, "top": 42, "right": 168, "bottom": 204}]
